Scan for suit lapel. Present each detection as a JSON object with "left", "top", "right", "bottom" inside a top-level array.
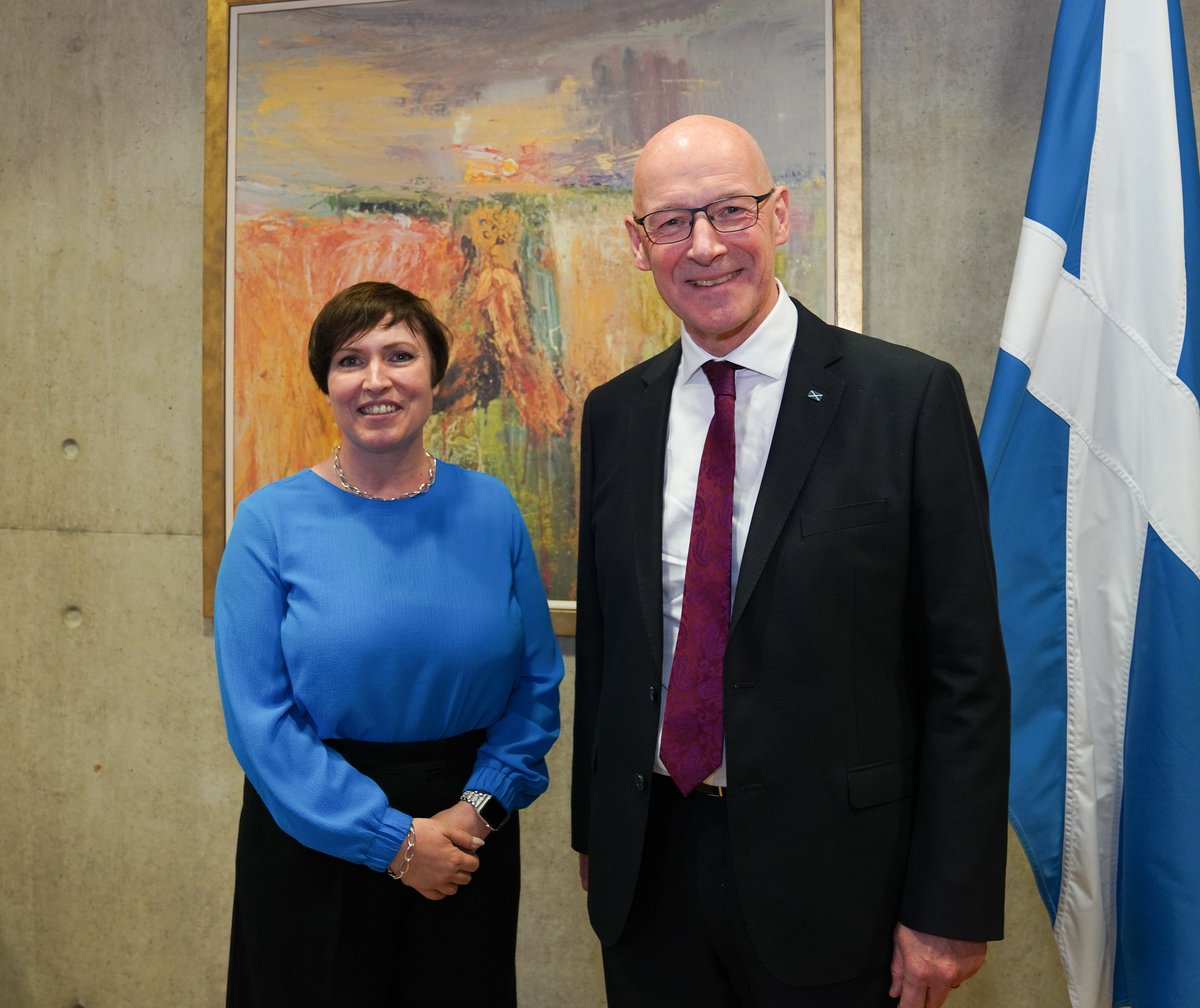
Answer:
[
  {"left": 628, "top": 343, "right": 681, "bottom": 669},
  {"left": 731, "top": 304, "right": 844, "bottom": 633}
]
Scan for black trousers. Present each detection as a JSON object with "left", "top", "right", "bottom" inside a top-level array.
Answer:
[
  {"left": 226, "top": 731, "right": 519, "bottom": 1008},
  {"left": 601, "top": 775, "right": 898, "bottom": 1008}
]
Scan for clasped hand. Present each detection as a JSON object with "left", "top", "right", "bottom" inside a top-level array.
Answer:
[{"left": 387, "top": 802, "right": 488, "bottom": 901}]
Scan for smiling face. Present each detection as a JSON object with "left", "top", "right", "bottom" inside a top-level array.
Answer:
[
  {"left": 326, "top": 320, "right": 437, "bottom": 461},
  {"left": 625, "top": 116, "right": 790, "bottom": 356}
]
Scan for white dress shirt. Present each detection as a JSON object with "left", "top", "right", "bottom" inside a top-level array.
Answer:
[{"left": 655, "top": 282, "right": 799, "bottom": 785}]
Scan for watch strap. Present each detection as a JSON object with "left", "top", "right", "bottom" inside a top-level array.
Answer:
[{"left": 460, "top": 789, "right": 509, "bottom": 830}]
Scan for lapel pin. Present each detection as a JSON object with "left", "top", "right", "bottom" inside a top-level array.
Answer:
[{"left": 807, "top": 389, "right": 824, "bottom": 401}]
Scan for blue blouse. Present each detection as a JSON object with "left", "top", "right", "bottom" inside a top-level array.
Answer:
[{"left": 214, "top": 463, "right": 563, "bottom": 871}]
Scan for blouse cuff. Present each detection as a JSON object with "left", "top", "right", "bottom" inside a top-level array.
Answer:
[
  {"left": 464, "top": 765, "right": 524, "bottom": 815},
  {"left": 363, "top": 806, "right": 414, "bottom": 873}
]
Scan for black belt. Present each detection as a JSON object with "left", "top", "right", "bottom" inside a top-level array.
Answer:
[
  {"left": 324, "top": 728, "right": 487, "bottom": 772},
  {"left": 654, "top": 772, "right": 727, "bottom": 798}
]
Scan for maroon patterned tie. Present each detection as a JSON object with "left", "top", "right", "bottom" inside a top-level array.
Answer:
[{"left": 660, "top": 360, "right": 738, "bottom": 796}]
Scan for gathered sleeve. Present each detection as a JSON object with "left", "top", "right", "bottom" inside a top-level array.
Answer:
[
  {"left": 214, "top": 499, "right": 411, "bottom": 872},
  {"left": 463, "top": 496, "right": 564, "bottom": 813}
]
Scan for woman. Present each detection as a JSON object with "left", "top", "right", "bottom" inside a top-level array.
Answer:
[{"left": 214, "top": 281, "right": 563, "bottom": 1006}]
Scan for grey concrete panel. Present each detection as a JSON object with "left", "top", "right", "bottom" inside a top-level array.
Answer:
[
  {"left": 0, "top": 528, "right": 237, "bottom": 1004},
  {"left": 0, "top": 0, "right": 204, "bottom": 536}
]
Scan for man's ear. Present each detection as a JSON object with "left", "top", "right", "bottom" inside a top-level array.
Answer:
[
  {"left": 624, "top": 216, "right": 653, "bottom": 272},
  {"left": 771, "top": 186, "right": 791, "bottom": 247}
]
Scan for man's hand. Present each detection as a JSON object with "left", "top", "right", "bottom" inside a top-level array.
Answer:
[
  {"left": 578, "top": 852, "right": 589, "bottom": 892},
  {"left": 889, "top": 923, "right": 986, "bottom": 1007}
]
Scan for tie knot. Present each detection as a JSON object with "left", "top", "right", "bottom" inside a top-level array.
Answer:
[{"left": 701, "top": 359, "right": 739, "bottom": 399}]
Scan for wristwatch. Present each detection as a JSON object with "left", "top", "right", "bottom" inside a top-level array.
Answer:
[{"left": 460, "top": 789, "right": 510, "bottom": 831}]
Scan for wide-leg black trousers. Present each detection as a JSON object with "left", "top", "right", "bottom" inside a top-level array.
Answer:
[{"left": 226, "top": 731, "right": 519, "bottom": 1008}]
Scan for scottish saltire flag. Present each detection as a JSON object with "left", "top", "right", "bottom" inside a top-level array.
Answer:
[{"left": 978, "top": 0, "right": 1200, "bottom": 1005}]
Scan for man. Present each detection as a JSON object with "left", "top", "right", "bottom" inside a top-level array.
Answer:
[{"left": 571, "top": 115, "right": 1009, "bottom": 1008}]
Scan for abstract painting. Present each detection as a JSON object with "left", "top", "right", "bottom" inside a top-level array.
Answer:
[{"left": 203, "top": 0, "right": 857, "bottom": 626}]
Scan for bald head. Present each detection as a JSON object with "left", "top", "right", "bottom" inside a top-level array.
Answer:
[{"left": 632, "top": 116, "right": 774, "bottom": 214}]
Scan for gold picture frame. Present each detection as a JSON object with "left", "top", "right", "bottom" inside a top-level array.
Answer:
[{"left": 202, "top": 0, "right": 863, "bottom": 635}]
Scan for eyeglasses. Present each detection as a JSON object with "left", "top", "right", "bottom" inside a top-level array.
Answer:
[{"left": 633, "top": 189, "right": 776, "bottom": 245}]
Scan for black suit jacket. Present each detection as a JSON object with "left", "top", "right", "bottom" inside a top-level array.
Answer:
[{"left": 571, "top": 299, "right": 1010, "bottom": 986}]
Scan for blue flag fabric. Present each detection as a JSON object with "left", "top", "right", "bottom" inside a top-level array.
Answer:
[{"left": 979, "top": 1, "right": 1200, "bottom": 1005}]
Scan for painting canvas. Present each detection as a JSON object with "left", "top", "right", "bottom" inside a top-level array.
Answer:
[{"left": 216, "top": 0, "right": 836, "bottom": 617}]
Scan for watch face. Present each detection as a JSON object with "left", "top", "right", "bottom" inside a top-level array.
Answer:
[{"left": 479, "top": 797, "right": 508, "bottom": 830}]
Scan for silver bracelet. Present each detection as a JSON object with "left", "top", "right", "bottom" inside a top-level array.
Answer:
[{"left": 385, "top": 824, "right": 416, "bottom": 881}]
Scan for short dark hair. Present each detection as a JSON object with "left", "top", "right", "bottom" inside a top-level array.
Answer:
[{"left": 307, "top": 281, "right": 451, "bottom": 394}]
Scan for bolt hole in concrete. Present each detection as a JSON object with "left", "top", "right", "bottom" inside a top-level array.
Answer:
[
  {"left": 63, "top": 606, "right": 83, "bottom": 629},
  {"left": 62, "top": 438, "right": 80, "bottom": 459}
]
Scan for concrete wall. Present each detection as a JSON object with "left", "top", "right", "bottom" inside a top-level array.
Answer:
[{"left": 1, "top": 0, "right": 1196, "bottom": 1004}]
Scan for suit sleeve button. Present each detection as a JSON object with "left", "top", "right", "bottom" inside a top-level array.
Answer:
[{"left": 633, "top": 773, "right": 647, "bottom": 791}]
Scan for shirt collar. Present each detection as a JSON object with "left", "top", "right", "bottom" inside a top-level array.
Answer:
[{"left": 678, "top": 279, "right": 798, "bottom": 383}]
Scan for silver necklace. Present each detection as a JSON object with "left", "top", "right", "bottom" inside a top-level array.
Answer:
[{"left": 332, "top": 444, "right": 437, "bottom": 500}]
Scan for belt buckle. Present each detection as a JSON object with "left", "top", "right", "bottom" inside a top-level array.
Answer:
[{"left": 694, "top": 782, "right": 727, "bottom": 798}]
